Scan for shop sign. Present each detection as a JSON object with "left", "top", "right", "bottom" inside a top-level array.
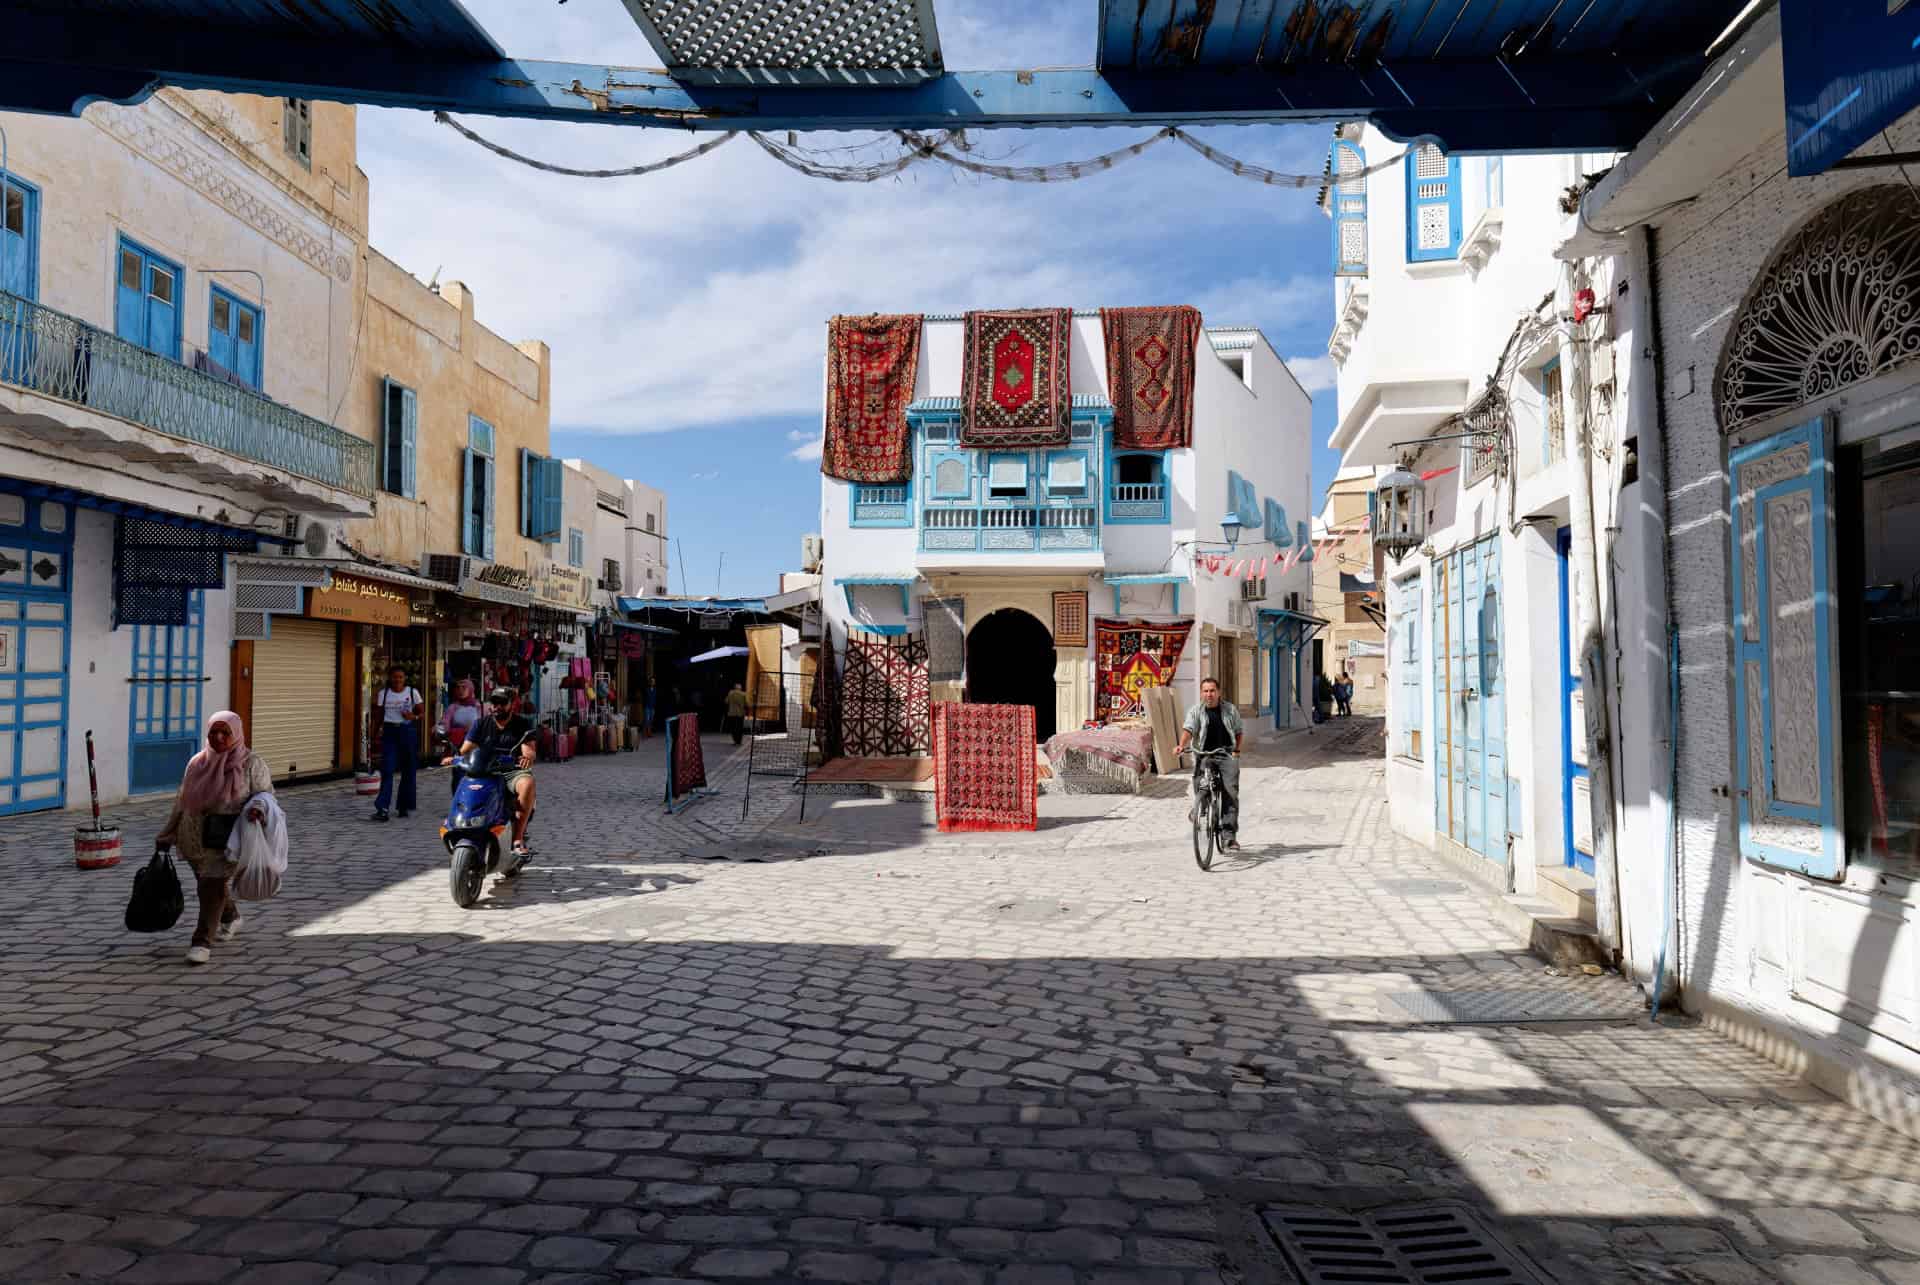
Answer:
[
  {"left": 310, "top": 572, "right": 412, "bottom": 627},
  {"left": 474, "top": 563, "right": 533, "bottom": 593},
  {"left": 539, "top": 564, "right": 593, "bottom": 609}
]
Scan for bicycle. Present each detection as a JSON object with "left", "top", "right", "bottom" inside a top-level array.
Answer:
[{"left": 1187, "top": 746, "right": 1234, "bottom": 871}]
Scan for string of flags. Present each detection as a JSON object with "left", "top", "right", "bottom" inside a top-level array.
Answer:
[{"left": 1196, "top": 544, "right": 1314, "bottom": 580}]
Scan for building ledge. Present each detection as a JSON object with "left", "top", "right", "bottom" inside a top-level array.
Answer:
[
  {"left": 1328, "top": 377, "right": 1472, "bottom": 468},
  {"left": 1461, "top": 207, "right": 1504, "bottom": 275},
  {"left": 1327, "top": 282, "right": 1370, "bottom": 365}
]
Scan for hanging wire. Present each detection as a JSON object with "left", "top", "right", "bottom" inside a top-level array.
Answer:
[
  {"left": 434, "top": 111, "right": 740, "bottom": 177},
  {"left": 436, "top": 111, "right": 1410, "bottom": 193}
]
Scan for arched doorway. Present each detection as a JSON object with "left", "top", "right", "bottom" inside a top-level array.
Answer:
[{"left": 965, "top": 608, "right": 1056, "bottom": 742}]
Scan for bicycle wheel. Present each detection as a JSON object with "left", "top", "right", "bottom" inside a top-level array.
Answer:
[{"left": 1192, "top": 785, "right": 1216, "bottom": 871}]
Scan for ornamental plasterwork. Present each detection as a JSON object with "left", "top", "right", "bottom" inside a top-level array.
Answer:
[
  {"left": 1328, "top": 281, "right": 1370, "bottom": 365},
  {"left": 1737, "top": 442, "right": 1810, "bottom": 644},
  {"left": 1460, "top": 206, "right": 1504, "bottom": 276},
  {"left": 89, "top": 99, "right": 355, "bottom": 283},
  {"left": 1763, "top": 488, "right": 1820, "bottom": 808},
  {"left": 1717, "top": 184, "right": 1920, "bottom": 432}
]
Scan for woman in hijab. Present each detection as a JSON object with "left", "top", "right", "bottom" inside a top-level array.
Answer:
[
  {"left": 157, "top": 711, "right": 274, "bottom": 966},
  {"left": 439, "top": 678, "right": 483, "bottom": 797}
]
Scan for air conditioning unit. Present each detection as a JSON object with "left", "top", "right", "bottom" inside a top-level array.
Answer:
[
  {"left": 291, "top": 517, "right": 335, "bottom": 558},
  {"left": 423, "top": 553, "right": 472, "bottom": 586},
  {"left": 801, "top": 533, "right": 823, "bottom": 573}
]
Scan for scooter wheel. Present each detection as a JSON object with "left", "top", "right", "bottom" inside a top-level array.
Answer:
[{"left": 450, "top": 841, "right": 484, "bottom": 908}]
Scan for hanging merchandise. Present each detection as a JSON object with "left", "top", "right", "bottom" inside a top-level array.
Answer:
[
  {"left": 1102, "top": 306, "right": 1204, "bottom": 450},
  {"left": 822, "top": 314, "right": 922, "bottom": 482},
  {"left": 960, "top": 309, "right": 1073, "bottom": 448},
  {"left": 1094, "top": 618, "right": 1195, "bottom": 724}
]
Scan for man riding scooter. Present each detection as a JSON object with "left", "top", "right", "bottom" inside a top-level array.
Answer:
[{"left": 444, "top": 687, "right": 537, "bottom": 861}]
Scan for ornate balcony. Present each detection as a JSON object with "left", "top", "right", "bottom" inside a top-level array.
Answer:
[{"left": 0, "top": 290, "right": 373, "bottom": 510}]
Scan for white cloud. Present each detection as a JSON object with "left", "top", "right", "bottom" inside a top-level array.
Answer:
[
  {"left": 787, "top": 430, "right": 824, "bottom": 462},
  {"left": 689, "top": 469, "right": 721, "bottom": 482},
  {"left": 353, "top": 0, "right": 1340, "bottom": 438},
  {"left": 1285, "top": 354, "right": 1339, "bottom": 394}
]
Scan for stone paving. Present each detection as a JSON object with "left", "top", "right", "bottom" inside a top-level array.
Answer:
[{"left": 1, "top": 722, "right": 1919, "bottom": 1282}]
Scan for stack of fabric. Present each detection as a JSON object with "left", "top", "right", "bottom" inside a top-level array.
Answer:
[{"left": 1044, "top": 725, "right": 1155, "bottom": 794}]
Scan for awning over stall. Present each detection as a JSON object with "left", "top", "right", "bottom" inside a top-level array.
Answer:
[{"left": 1257, "top": 608, "right": 1330, "bottom": 653}]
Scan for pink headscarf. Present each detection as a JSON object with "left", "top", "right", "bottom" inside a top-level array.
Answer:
[
  {"left": 179, "top": 711, "right": 250, "bottom": 814},
  {"left": 451, "top": 679, "right": 477, "bottom": 706}
]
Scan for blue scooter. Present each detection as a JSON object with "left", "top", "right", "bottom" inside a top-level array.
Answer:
[{"left": 441, "top": 735, "right": 533, "bottom": 908}]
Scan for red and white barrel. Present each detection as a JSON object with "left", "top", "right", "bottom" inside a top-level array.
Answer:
[
  {"left": 74, "top": 823, "right": 122, "bottom": 870},
  {"left": 354, "top": 769, "right": 381, "bottom": 797}
]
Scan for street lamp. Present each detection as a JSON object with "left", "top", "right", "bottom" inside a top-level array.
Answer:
[
  {"left": 1374, "top": 463, "right": 1426, "bottom": 558},
  {"left": 1219, "top": 515, "right": 1244, "bottom": 549}
]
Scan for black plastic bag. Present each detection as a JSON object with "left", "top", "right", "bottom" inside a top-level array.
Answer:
[{"left": 125, "top": 845, "right": 184, "bottom": 933}]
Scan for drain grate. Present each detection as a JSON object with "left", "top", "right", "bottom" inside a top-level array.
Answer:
[
  {"left": 1380, "top": 987, "right": 1643, "bottom": 1025},
  {"left": 1261, "top": 1201, "right": 1551, "bottom": 1283}
]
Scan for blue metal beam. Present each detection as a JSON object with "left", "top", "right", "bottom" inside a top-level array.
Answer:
[{"left": 0, "top": 8, "right": 1702, "bottom": 152}]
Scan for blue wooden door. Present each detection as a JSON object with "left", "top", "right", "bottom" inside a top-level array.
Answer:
[
  {"left": 0, "top": 497, "right": 71, "bottom": 815},
  {"left": 1432, "top": 537, "right": 1504, "bottom": 860},
  {"left": 128, "top": 591, "right": 205, "bottom": 794},
  {"left": 1462, "top": 543, "right": 1487, "bottom": 854},
  {"left": 1557, "top": 527, "right": 1595, "bottom": 873},
  {"left": 0, "top": 175, "right": 37, "bottom": 383},
  {"left": 208, "top": 287, "right": 261, "bottom": 387},
  {"left": 114, "top": 238, "right": 180, "bottom": 360},
  {"left": 1478, "top": 538, "right": 1507, "bottom": 861}
]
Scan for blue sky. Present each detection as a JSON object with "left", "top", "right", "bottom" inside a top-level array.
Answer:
[{"left": 358, "top": 0, "right": 1344, "bottom": 598}]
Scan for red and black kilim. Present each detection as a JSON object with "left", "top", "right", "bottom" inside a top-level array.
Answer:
[
  {"left": 842, "top": 632, "right": 931, "bottom": 758},
  {"left": 933, "top": 702, "right": 1037, "bottom": 832},
  {"left": 1102, "top": 305, "right": 1202, "bottom": 451},
  {"left": 960, "top": 308, "right": 1072, "bottom": 448},
  {"left": 822, "top": 314, "right": 922, "bottom": 483}
]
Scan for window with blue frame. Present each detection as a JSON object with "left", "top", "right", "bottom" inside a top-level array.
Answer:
[
  {"left": 208, "top": 284, "right": 262, "bottom": 388},
  {"left": 1405, "top": 144, "right": 1461, "bottom": 263},
  {"left": 1107, "top": 449, "right": 1167, "bottom": 523},
  {"left": 987, "top": 455, "right": 1029, "bottom": 499},
  {"left": 567, "top": 527, "right": 585, "bottom": 568},
  {"left": 114, "top": 236, "right": 181, "bottom": 360},
  {"left": 1394, "top": 573, "right": 1422, "bottom": 759},
  {"left": 851, "top": 479, "right": 913, "bottom": 527},
  {"left": 128, "top": 590, "right": 205, "bottom": 794},
  {"left": 1331, "top": 137, "right": 1367, "bottom": 277},
  {"left": 380, "top": 378, "right": 418, "bottom": 498},
  {"left": 1046, "top": 450, "right": 1088, "bottom": 497},
  {"left": 1, "top": 173, "right": 39, "bottom": 304},
  {"left": 463, "top": 415, "right": 495, "bottom": 558},
  {"left": 519, "top": 448, "right": 563, "bottom": 542}
]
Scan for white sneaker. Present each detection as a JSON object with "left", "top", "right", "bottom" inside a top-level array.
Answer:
[
  {"left": 185, "top": 945, "right": 211, "bottom": 966},
  {"left": 216, "top": 916, "right": 243, "bottom": 942}
]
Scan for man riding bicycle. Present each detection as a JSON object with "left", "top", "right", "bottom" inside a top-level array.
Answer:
[{"left": 1176, "top": 676, "right": 1243, "bottom": 851}]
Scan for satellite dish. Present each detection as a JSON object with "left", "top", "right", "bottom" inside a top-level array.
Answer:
[{"left": 302, "top": 521, "right": 331, "bottom": 557}]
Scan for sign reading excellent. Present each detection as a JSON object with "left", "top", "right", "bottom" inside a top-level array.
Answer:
[
  {"left": 310, "top": 572, "right": 412, "bottom": 627},
  {"left": 539, "top": 564, "right": 593, "bottom": 609}
]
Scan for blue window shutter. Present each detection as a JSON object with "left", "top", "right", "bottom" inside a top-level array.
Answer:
[
  {"left": 114, "top": 243, "right": 145, "bottom": 347},
  {"left": 519, "top": 448, "right": 532, "bottom": 539},
  {"left": 461, "top": 448, "right": 476, "bottom": 555},
  {"left": 1296, "top": 520, "right": 1314, "bottom": 563},
  {"left": 1265, "top": 498, "right": 1291, "bottom": 547},
  {"left": 400, "top": 387, "right": 418, "bottom": 499},
  {"left": 379, "top": 376, "right": 394, "bottom": 493},
  {"left": 542, "top": 458, "right": 564, "bottom": 543},
  {"left": 1405, "top": 145, "right": 1461, "bottom": 263},
  {"left": 1331, "top": 139, "right": 1367, "bottom": 277},
  {"left": 1730, "top": 417, "right": 1844, "bottom": 880},
  {"left": 482, "top": 457, "right": 496, "bottom": 559}
]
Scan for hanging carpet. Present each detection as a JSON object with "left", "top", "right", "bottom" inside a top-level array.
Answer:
[
  {"left": 961, "top": 308, "right": 1072, "bottom": 448},
  {"left": 933, "top": 701, "right": 1038, "bottom": 832},
  {"left": 1094, "top": 617, "right": 1194, "bottom": 724},
  {"left": 842, "top": 630, "right": 931, "bottom": 757},
  {"left": 664, "top": 713, "right": 708, "bottom": 809},
  {"left": 822, "top": 313, "right": 922, "bottom": 483},
  {"left": 923, "top": 597, "right": 966, "bottom": 683},
  {"left": 1102, "top": 305, "right": 1203, "bottom": 450}
]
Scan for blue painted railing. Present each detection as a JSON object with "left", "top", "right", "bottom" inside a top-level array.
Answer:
[{"left": 0, "top": 289, "right": 373, "bottom": 498}]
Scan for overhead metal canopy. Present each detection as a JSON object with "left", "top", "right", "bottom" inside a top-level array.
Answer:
[{"left": 0, "top": 0, "right": 1751, "bottom": 154}]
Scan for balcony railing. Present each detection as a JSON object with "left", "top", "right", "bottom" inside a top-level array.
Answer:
[
  {"left": 921, "top": 504, "right": 1098, "bottom": 552},
  {"left": 0, "top": 290, "right": 373, "bottom": 498},
  {"left": 1108, "top": 479, "right": 1168, "bottom": 522}
]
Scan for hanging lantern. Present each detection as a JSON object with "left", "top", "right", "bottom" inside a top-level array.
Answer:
[{"left": 1374, "top": 464, "right": 1427, "bottom": 558}]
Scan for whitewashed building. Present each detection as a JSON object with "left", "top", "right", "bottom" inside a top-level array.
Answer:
[
  {"left": 1325, "top": 124, "right": 1637, "bottom": 926},
  {"left": 0, "top": 91, "right": 372, "bottom": 809},
  {"left": 817, "top": 313, "right": 1315, "bottom": 745},
  {"left": 1561, "top": 6, "right": 1920, "bottom": 1135}
]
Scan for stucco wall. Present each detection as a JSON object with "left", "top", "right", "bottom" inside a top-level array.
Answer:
[{"left": 345, "top": 260, "right": 552, "bottom": 575}]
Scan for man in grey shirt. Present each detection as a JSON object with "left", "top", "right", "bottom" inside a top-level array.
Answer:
[{"left": 1176, "top": 676, "right": 1244, "bottom": 850}]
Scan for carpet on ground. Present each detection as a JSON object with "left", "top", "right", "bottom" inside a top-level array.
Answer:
[
  {"left": 842, "top": 630, "right": 931, "bottom": 757},
  {"left": 664, "top": 713, "right": 707, "bottom": 807},
  {"left": 1045, "top": 725, "right": 1154, "bottom": 792},
  {"left": 1094, "top": 617, "right": 1194, "bottom": 724},
  {"left": 960, "top": 308, "right": 1072, "bottom": 447},
  {"left": 933, "top": 701, "right": 1037, "bottom": 832},
  {"left": 1102, "top": 305, "right": 1202, "bottom": 450},
  {"left": 821, "top": 313, "right": 921, "bottom": 482}
]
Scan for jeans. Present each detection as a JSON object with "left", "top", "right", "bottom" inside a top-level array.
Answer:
[
  {"left": 1191, "top": 753, "right": 1240, "bottom": 839},
  {"left": 376, "top": 722, "right": 418, "bottom": 813}
]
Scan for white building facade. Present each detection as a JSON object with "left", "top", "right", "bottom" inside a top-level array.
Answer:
[
  {"left": 0, "top": 90, "right": 372, "bottom": 810},
  {"left": 1326, "top": 124, "right": 1636, "bottom": 917},
  {"left": 817, "top": 313, "right": 1315, "bottom": 746}
]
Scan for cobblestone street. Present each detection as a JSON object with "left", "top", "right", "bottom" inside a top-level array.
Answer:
[{"left": 2, "top": 722, "right": 1918, "bottom": 1283}]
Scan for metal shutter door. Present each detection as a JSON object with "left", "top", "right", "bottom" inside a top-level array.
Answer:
[{"left": 250, "top": 616, "right": 338, "bottom": 779}]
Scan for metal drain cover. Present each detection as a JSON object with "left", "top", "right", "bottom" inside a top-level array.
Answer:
[
  {"left": 1380, "top": 987, "right": 1643, "bottom": 1025},
  {"left": 984, "top": 896, "right": 1111, "bottom": 926},
  {"left": 1261, "top": 1200, "right": 1551, "bottom": 1283},
  {"left": 1379, "top": 879, "right": 1466, "bottom": 897}
]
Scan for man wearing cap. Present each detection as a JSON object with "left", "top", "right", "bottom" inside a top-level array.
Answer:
[{"left": 448, "top": 688, "right": 538, "bottom": 860}]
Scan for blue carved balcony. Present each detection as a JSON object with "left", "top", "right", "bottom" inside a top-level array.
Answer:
[{"left": 0, "top": 290, "right": 373, "bottom": 505}]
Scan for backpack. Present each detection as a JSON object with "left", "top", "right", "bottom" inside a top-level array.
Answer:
[{"left": 124, "top": 845, "right": 185, "bottom": 933}]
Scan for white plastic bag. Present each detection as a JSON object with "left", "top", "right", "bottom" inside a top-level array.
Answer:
[{"left": 231, "top": 793, "right": 287, "bottom": 901}]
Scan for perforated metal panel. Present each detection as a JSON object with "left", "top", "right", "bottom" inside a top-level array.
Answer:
[
  {"left": 234, "top": 559, "right": 330, "bottom": 586},
  {"left": 114, "top": 519, "right": 257, "bottom": 626},
  {"left": 232, "top": 609, "right": 268, "bottom": 641},
  {"left": 235, "top": 582, "right": 302, "bottom": 613},
  {"left": 621, "top": 0, "right": 943, "bottom": 84},
  {"left": 1261, "top": 1202, "right": 1550, "bottom": 1284}
]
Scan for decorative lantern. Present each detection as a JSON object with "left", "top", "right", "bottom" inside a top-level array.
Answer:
[
  {"left": 1374, "top": 464, "right": 1426, "bottom": 558},
  {"left": 1219, "top": 514, "right": 1244, "bottom": 549}
]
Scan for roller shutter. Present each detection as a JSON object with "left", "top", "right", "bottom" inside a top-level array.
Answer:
[{"left": 251, "top": 616, "right": 339, "bottom": 779}]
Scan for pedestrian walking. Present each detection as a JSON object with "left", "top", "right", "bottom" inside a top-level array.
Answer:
[
  {"left": 1313, "top": 672, "right": 1333, "bottom": 724},
  {"left": 724, "top": 682, "right": 750, "bottom": 746},
  {"left": 371, "top": 666, "right": 423, "bottom": 822},
  {"left": 156, "top": 711, "right": 274, "bottom": 966},
  {"left": 439, "top": 678, "right": 483, "bottom": 797},
  {"left": 642, "top": 679, "right": 657, "bottom": 739},
  {"left": 1336, "top": 669, "right": 1354, "bottom": 718}
]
